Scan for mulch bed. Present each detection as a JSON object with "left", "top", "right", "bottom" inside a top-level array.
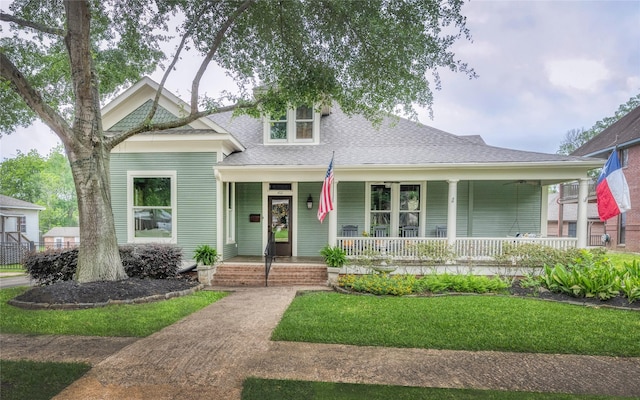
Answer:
[
  {"left": 508, "top": 280, "right": 640, "bottom": 310},
  {"left": 6, "top": 277, "right": 639, "bottom": 310},
  {"left": 10, "top": 277, "right": 200, "bottom": 307}
]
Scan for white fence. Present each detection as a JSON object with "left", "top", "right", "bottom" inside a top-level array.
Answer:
[{"left": 337, "top": 236, "right": 578, "bottom": 261}]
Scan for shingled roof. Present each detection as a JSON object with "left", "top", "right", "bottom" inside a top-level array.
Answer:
[
  {"left": 209, "top": 106, "right": 597, "bottom": 167},
  {"left": 572, "top": 106, "right": 640, "bottom": 157},
  {"left": 0, "top": 194, "right": 45, "bottom": 210}
]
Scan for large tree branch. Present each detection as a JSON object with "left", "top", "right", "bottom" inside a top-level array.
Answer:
[
  {"left": 105, "top": 102, "right": 256, "bottom": 149},
  {"left": 0, "top": 51, "right": 73, "bottom": 145},
  {"left": 0, "top": 12, "right": 66, "bottom": 36},
  {"left": 64, "top": 0, "right": 100, "bottom": 149},
  {"left": 191, "top": 0, "right": 256, "bottom": 113}
]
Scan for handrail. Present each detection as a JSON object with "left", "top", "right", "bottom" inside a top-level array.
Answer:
[{"left": 264, "top": 231, "right": 276, "bottom": 286}]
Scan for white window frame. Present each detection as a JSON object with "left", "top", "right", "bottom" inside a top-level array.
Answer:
[
  {"left": 18, "top": 216, "right": 26, "bottom": 233},
  {"left": 365, "top": 182, "right": 425, "bottom": 236},
  {"left": 226, "top": 182, "right": 236, "bottom": 244},
  {"left": 54, "top": 237, "right": 64, "bottom": 249},
  {"left": 263, "top": 105, "right": 320, "bottom": 144},
  {"left": 127, "top": 170, "right": 177, "bottom": 244}
]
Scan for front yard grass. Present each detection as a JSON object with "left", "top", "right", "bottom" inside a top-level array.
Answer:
[
  {"left": 0, "top": 287, "right": 227, "bottom": 337},
  {"left": 0, "top": 360, "right": 90, "bottom": 400},
  {"left": 241, "top": 378, "right": 627, "bottom": 400},
  {"left": 272, "top": 292, "right": 640, "bottom": 357}
]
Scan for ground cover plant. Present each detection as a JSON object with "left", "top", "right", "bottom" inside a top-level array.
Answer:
[
  {"left": 338, "top": 273, "right": 510, "bottom": 296},
  {"left": 272, "top": 292, "right": 640, "bottom": 357},
  {"left": 0, "top": 287, "right": 227, "bottom": 337},
  {"left": 0, "top": 360, "right": 91, "bottom": 400},
  {"left": 539, "top": 251, "right": 640, "bottom": 303},
  {"left": 241, "top": 378, "right": 628, "bottom": 400}
]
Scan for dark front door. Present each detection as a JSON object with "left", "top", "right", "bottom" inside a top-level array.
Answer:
[{"left": 269, "top": 196, "right": 292, "bottom": 256}]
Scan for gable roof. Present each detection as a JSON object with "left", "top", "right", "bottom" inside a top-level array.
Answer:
[
  {"left": 0, "top": 195, "right": 45, "bottom": 211},
  {"left": 571, "top": 106, "right": 640, "bottom": 157},
  {"left": 209, "top": 106, "right": 601, "bottom": 168},
  {"left": 43, "top": 227, "right": 80, "bottom": 238}
]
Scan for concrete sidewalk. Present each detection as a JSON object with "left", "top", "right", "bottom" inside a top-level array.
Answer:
[{"left": 4, "top": 286, "right": 638, "bottom": 399}]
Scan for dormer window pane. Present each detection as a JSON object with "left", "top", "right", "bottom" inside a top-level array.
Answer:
[
  {"left": 296, "top": 122, "right": 313, "bottom": 139},
  {"left": 295, "top": 105, "right": 313, "bottom": 139},
  {"left": 270, "top": 122, "right": 287, "bottom": 139},
  {"left": 296, "top": 105, "right": 313, "bottom": 120}
]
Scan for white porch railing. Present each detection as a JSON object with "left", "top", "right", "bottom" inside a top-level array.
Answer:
[{"left": 337, "top": 236, "right": 579, "bottom": 261}]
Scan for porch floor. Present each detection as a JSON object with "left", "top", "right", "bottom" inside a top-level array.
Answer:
[{"left": 224, "top": 256, "right": 324, "bottom": 266}]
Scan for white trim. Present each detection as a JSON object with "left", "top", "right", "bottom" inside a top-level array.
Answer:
[
  {"left": 262, "top": 182, "right": 298, "bottom": 256},
  {"left": 263, "top": 106, "right": 320, "bottom": 145},
  {"left": 365, "top": 182, "right": 425, "bottom": 236},
  {"left": 102, "top": 76, "right": 226, "bottom": 132},
  {"left": 127, "top": 170, "right": 177, "bottom": 244},
  {"left": 215, "top": 163, "right": 599, "bottom": 184},
  {"left": 225, "top": 182, "right": 236, "bottom": 245}
]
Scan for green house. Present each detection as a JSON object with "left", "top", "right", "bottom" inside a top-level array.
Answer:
[{"left": 104, "top": 78, "right": 602, "bottom": 265}]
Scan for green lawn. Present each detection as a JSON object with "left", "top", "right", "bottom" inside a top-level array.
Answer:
[
  {"left": 0, "top": 360, "right": 91, "bottom": 400},
  {"left": 0, "top": 287, "right": 227, "bottom": 337},
  {"left": 241, "top": 378, "right": 626, "bottom": 400},
  {"left": 272, "top": 292, "right": 640, "bottom": 357},
  {"left": 608, "top": 251, "right": 640, "bottom": 266}
]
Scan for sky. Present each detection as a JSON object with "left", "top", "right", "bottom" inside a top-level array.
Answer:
[{"left": 1, "top": 0, "right": 639, "bottom": 159}]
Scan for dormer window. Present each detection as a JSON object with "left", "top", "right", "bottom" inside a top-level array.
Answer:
[{"left": 264, "top": 105, "right": 320, "bottom": 144}]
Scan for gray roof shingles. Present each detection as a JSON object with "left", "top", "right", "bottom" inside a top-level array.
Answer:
[
  {"left": 0, "top": 194, "right": 45, "bottom": 210},
  {"left": 208, "top": 106, "right": 595, "bottom": 167},
  {"left": 571, "top": 106, "right": 640, "bottom": 157}
]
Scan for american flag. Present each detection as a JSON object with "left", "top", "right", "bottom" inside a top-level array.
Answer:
[{"left": 317, "top": 154, "right": 334, "bottom": 223}]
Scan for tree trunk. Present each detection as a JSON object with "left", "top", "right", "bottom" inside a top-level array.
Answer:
[
  {"left": 68, "top": 141, "right": 127, "bottom": 283},
  {"left": 63, "top": 0, "right": 126, "bottom": 283}
]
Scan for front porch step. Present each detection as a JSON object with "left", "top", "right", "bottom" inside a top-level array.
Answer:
[{"left": 212, "top": 264, "right": 328, "bottom": 287}]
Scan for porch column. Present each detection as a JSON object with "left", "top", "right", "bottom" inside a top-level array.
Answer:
[
  {"left": 577, "top": 178, "right": 589, "bottom": 248},
  {"left": 328, "top": 179, "right": 338, "bottom": 247},
  {"left": 447, "top": 179, "right": 458, "bottom": 245}
]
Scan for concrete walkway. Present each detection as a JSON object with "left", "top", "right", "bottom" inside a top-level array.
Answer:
[{"left": 2, "top": 286, "right": 639, "bottom": 399}]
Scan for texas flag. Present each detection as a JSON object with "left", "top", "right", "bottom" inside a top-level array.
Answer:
[{"left": 596, "top": 150, "right": 631, "bottom": 221}]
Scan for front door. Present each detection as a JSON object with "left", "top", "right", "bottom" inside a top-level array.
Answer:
[{"left": 269, "top": 196, "right": 292, "bottom": 256}]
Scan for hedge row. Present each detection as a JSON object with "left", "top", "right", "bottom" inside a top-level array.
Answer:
[{"left": 23, "top": 244, "right": 183, "bottom": 285}]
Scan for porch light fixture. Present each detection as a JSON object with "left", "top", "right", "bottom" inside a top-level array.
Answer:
[{"left": 307, "top": 194, "right": 313, "bottom": 209}]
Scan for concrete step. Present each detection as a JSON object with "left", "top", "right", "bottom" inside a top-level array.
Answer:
[{"left": 212, "top": 264, "right": 328, "bottom": 287}]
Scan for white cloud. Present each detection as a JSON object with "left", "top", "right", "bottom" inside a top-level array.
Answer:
[{"left": 545, "top": 59, "right": 611, "bottom": 92}]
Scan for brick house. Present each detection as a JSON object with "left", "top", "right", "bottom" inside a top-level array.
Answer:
[{"left": 572, "top": 106, "right": 640, "bottom": 253}]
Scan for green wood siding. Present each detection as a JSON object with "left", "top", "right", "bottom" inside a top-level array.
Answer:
[
  {"left": 337, "top": 182, "right": 366, "bottom": 235},
  {"left": 236, "top": 182, "right": 263, "bottom": 256},
  {"left": 108, "top": 100, "right": 193, "bottom": 131},
  {"left": 426, "top": 181, "right": 448, "bottom": 236},
  {"left": 110, "top": 152, "right": 217, "bottom": 259},
  {"left": 297, "top": 182, "right": 328, "bottom": 256},
  {"left": 471, "top": 182, "right": 541, "bottom": 237}
]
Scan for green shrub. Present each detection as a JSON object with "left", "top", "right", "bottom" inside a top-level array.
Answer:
[
  {"left": 416, "top": 274, "right": 509, "bottom": 294},
  {"left": 411, "top": 241, "right": 456, "bottom": 265},
  {"left": 495, "top": 244, "right": 607, "bottom": 269},
  {"left": 320, "top": 245, "right": 347, "bottom": 268},
  {"left": 340, "top": 273, "right": 416, "bottom": 296},
  {"left": 24, "top": 244, "right": 183, "bottom": 285},
  {"left": 540, "top": 254, "right": 640, "bottom": 302},
  {"left": 338, "top": 273, "right": 509, "bottom": 296},
  {"left": 193, "top": 244, "right": 220, "bottom": 266}
]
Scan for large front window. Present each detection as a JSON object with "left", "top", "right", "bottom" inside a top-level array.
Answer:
[
  {"left": 265, "top": 105, "right": 318, "bottom": 144},
  {"left": 368, "top": 183, "right": 423, "bottom": 237},
  {"left": 128, "top": 171, "right": 176, "bottom": 242}
]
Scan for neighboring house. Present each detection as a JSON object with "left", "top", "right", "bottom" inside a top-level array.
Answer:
[
  {"left": 104, "top": 77, "right": 603, "bottom": 263},
  {"left": 571, "top": 106, "right": 640, "bottom": 253},
  {"left": 0, "top": 194, "right": 45, "bottom": 243},
  {"left": 43, "top": 227, "right": 80, "bottom": 249},
  {"left": 547, "top": 192, "right": 604, "bottom": 246}
]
